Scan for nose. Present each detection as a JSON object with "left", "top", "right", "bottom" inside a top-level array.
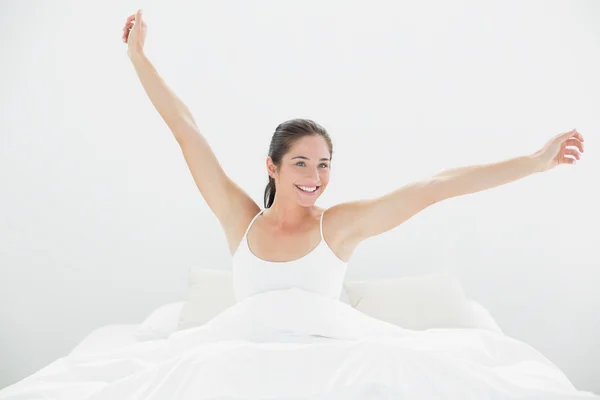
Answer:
[{"left": 305, "top": 168, "right": 321, "bottom": 184}]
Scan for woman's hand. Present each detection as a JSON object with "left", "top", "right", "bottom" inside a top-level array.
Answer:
[
  {"left": 122, "top": 9, "right": 146, "bottom": 57},
  {"left": 533, "top": 129, "right": 585, "bottom": 173}
]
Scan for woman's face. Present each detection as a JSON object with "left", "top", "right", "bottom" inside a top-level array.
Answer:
[{"left": 268, "top": 135, "right": 331, "bottom": 206}]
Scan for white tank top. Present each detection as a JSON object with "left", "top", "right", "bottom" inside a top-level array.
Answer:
[{"left": 232, "top": 208, "right": 348, "bottom": 303}]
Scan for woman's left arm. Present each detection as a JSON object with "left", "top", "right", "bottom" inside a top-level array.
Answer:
[
  {"left": 332, "top": 129, "right": 585, "bottom": 244},
  {"left": 432, "top": 128, "right": 585, "bottom": 201}
]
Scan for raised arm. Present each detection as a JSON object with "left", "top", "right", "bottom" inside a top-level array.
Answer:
[
  {"left": 124, "top": 11, "right": 197, "bottom": 144},
  {"left": 122, "top": 10, "right": 259, "bottom": 250},
  {"left": 332, "top": 129, "right": 585, "bottom": 246}
]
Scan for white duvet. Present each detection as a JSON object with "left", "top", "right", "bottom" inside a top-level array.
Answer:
[{"left": 2, "top": 288, "right": 598, "bottom": 400}]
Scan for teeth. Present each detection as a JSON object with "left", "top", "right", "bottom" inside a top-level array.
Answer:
[{"left": 297, "top": 185, "right": 317, "bottom": 192}]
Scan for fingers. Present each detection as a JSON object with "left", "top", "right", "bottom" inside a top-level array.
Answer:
[
  {"left": 125, "top": 13, "right": 135, "bottom": 32},
  {"left": 122, "top": 10, "right": 143, "bottom": 43},
  {"left": 122, "top": 25, "right": 132, "bottom": 42},
  {"left": 556, "top": 128, "right": 585, "bottom": 166},
  {"left": 563, "top": 148, "right": 581, "bottom": 161},
  {"left": 565, "top": 137, "right": 584, "bottom": 153},
  {"left": 122, "top": 14, "right": 135, "bottom": 42},
  {"left": 569, "top": 129, "right": 584, "bottom": 143},
  {"left": 559, "top": 128, "right": 584, "bottom": 143}
]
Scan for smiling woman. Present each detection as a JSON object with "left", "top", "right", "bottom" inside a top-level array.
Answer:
[{"left": 265, "top": 120, "right": 333, "bottom": 208}]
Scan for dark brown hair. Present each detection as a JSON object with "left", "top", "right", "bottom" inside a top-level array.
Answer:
[{"left": 264, "top": 119, "right": 333, "bottom": 208}]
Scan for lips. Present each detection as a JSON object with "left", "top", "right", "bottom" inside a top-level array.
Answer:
[{"left": 295, "top": 185, "right": 320, "bottom": 194}]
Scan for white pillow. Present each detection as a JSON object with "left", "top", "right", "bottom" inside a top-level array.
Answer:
[
  {"left": 344, "top": 273, "right": 478, "bottom": 331},
  {"left": 468, "top": 300, "right": 503, "bottom": 334},
  {"left": 177, "top": 268, "right": 237, "bottom": 331},
  {"left": 134, "top": 301, "right": 185, "bottom": 341}
]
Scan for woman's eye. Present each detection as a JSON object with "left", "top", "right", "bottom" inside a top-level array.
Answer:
[{"left": 295, "top": 162, "right": 329, "bottom": 168}]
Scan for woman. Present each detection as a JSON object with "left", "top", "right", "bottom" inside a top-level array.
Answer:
[
  {"left": 2, "top": 9, "right": 596, "bottom": 400},
  {"left": 122, "top": 9, "right": 585, "bottom": 281}
]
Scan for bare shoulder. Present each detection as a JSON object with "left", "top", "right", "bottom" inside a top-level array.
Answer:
[
  {"left": 320, "top": 201, "right": 367, "bottom": 263},
  {"left": 223, "top": 198, "right": 262, "bottom": 257},
  {"left": 321, "top": 201, "right": 365, "bottom": 238}
]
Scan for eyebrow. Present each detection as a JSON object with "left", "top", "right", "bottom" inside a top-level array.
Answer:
[{"left": 291, "top": 156, "right": 330, "bottom": 161}]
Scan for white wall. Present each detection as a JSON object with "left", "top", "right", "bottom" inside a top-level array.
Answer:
[{"left": 1, "top": 0, "right": 599, "bottom": 393}]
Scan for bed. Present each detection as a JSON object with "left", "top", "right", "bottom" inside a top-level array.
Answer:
[{"left": 1, "top": 268, "right": 598, "bottom": 399}]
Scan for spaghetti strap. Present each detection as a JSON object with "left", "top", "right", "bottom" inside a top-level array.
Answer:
[
  {"left": 243, "top": 209, "right": 264, "bottom": 239},
  {"left": 319, "top": 209, "right": 326, "bottom": 241}
]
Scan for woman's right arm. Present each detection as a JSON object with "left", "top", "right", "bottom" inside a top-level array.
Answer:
[
  {"left": 123, "top": 10, "right": 195, "bottom": 144},
  {"left": 122, "top": 11, "right": 259, "bottom": 249},
  {"left": 128, "top": 51, "right": 197, "bottom": 144}
]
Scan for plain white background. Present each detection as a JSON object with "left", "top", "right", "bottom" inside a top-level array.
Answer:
[{"left": 1, "top": 0, "right": 598, "bottom": 393}]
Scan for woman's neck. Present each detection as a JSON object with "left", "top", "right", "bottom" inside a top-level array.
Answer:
[{"left": 264, "top": 200, "right": 318, "bottom": 231}]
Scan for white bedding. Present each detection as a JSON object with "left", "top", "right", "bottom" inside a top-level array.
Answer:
[
  {"left": 1, "top": 288, "right": 598, "bottom": 399},
  {"left": 68, "top": 324, "right": 141, "bottom": 357}
]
